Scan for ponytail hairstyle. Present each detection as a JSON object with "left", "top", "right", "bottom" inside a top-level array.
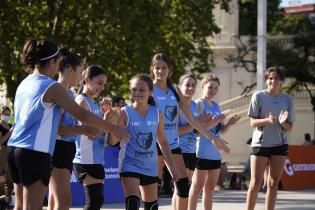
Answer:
[
  {"left": 130, "top": 73, "right": 156, "bottom": 106},
  {"left": 78, "top": 65, "right": 107, "bottom": 94},
  {"left": 58, "top": 47, "right": 82, "bottom": 73},
  {"left": 149, "top": 53, "right": 180, "bottom": 102},
  {"left": 178, "top": 73, "right": 197, "bottom": 87},
  {"left": 201, "top": 73, "right": 220, "bottom": 88},
  {"left": 20, "top": 39, "right": 60, "bottom": 73}
]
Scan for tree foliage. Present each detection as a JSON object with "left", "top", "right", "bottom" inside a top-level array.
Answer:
[
  {"left": 0, "top": 0, "right": 231, "bottom": 101},
  {"left": 227, "top": 1, "right": 315, "bottom": 96}
]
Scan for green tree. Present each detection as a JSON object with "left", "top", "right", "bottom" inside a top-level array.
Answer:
[
  {"left": 239, "top": 0, "right": 283, "bottom": 35},
  {"left": 0, "top": 0, "right": 231, "bottom": 102}
]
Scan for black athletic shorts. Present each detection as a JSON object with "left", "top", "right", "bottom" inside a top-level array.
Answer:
[
  {"left": 250, "top": 144, "right": 288, "bottom": 157},
  {"left": 157, "top": 143, "right": 181, "bottom": 156},
  {"left": 51, "top": 140, "right": 76, "bottom": 173},
  {"left": 120, "top": 172, "right": 159, "bottom": 186},
  {"left": 182, "top": 153, "right": 196, "bottom": 170},
  {"left": 7, "top": 146, "right": 51, "bottom": 186},
  {"left": 73, "top": 163, "right": 105, "bottom": 183},
  {"left": 195, "top": 158, "right": 221, "bottom": 170}
]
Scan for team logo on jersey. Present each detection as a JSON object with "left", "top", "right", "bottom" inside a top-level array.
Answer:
[
  {"left": 136, "top": 132, "right": 153, "bottom": 150},
  {"left": 164, "top": 105, "right": 177, "bottom": 121}
]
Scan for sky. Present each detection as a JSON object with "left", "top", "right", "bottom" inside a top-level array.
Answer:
[{"left": 280, "top": 0, "right": 315, "bottom": 7}]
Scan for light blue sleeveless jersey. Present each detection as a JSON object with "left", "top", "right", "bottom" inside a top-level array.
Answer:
[
  {"left": 73, "top": 94, "right": 105, "bottom": 165},
  {"left": 179, "top": 101, "right": 200, "bottom": 153},
  {"left": 196, "top": 99, "right": 222, "bottom": 160},
  {"left": 152, "top": 85, "right": 179, "bottom": 150},
  {"left": 8, "top": 74, "right": 60, "bottom": 156},
  {"left": 119, "top": 105, "right": 159, "bottom": 176},
  {"left": 57, "top": 90, "right": 78, "bottom": 143}
]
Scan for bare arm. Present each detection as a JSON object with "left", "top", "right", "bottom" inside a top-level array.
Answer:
[
  {"left": 279, "top": 110, "right": 293, "bottom": 132},
  {"left": 58, "top": 125, "right": 101, "bottom": 138},
  {"left": 178, "top": 110, "right": 195, "bottom": 135},
  {"left": 250, "top": 112, "right": 276, "bottom": 128},
  {"left": 176, "top": 87, "right": 230, "bottom": 153},
  {"left": 107, "top": 110, "right": 128, "bottom": 146},
  {"left": 221, "top": 114, "right": 241, "bottom": 133},
  {"left": 44, "top": 83, "right": 130, "bottom": 140},
  {"left": 157, "top": 112, "right": 178, "bottom": 181}
]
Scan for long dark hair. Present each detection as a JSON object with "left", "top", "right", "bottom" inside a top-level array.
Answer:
[
  {"left": 20, "top": 39, "right": 60, "bottom": 73},
  {"left": 78, "top": 65, "right": 106, "bottom": 94},
  {"left": 58, "top": 47, "right": 82, "bottom": 72},
  {"left": 149, "top": 53, "right": 180, "bottom": 102},
  {"left": 130, "top": 73, "right": 156, "bottom": 106}
]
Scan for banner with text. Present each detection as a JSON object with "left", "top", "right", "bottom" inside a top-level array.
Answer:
[
  {"left": 71, "top": 146, "right": 124, "bottom": 206},
  {"left": 281, "top": 145, "right": 315, "bottom": 190}
]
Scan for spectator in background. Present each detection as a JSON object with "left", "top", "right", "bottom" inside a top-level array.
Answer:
[
  {"left": 0, "top": 106, "right": 13, "bottom": 209},
  {"left": 112, "top": 96, "right": 126, "bottom": 107},
  {"left": 302, "top": 133, "right": 313, "bottom": 146}
]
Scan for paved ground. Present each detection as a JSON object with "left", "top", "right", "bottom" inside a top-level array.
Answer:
[{"left": 69, "top": 189, "right": 315, "bottom": 210}]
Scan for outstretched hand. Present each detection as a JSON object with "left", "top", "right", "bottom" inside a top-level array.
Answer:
[
  {"left": 227, "top": 114, "right": 241, "bottom": 125},
  {"left": 212, "top": 138, "right": 230, "bottom": 153},
  {"left": 111, "top": 125, "right": 130, "bottom": 141},
  {"left": 82, "top": 125, "right": 102, "bottom": 139}
]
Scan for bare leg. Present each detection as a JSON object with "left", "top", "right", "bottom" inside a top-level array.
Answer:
[
  {"left": 246, "top": 155, "right": 269, "bottom": 210},
  {"left": 23, "top": 180, "right": 47, "bottom": 210},
  {"left": 188, "top": 169, "right": 207, "bottom": 210},
  {"left": 217, "top": 163, "right": 227, "bottom": 189},
  {"left": 121, "top": 177, "right": 140, "bottom": 197},
  {"left": 202, "top": 169, "right": 220, "bottom": 210},
  {"left": 140, "top": 182, "right": 158, "bottom": 201},
  {"left": 48, "top": 168, "right": 72, "bottom": 210},
  {"left": 13, "top": 183, "right": 23, "bottom": 210},
  {"left": 187, "top": 169, "right": 194, "bottom": 183},
  {"left": 265, "top": 156, "right": 286, "bottom": 210},
  {"left": 172, "top": 154, "right": 188, "bottom": 210}
]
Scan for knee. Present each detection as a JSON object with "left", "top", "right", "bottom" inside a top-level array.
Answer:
[
  {"left": 56, "top": 194, "right": 72, "bottom": 209},
  {"left": 249, "top": 178, "right": 263, "bottom": 191},
  {"left": 125, "top": 195, "right": 140, "bottom": 210},
  {"left": 267, "top": 177, "right": 280, "bottom": 189},
  {"left": 175, "top": 177, "right": 190, "bottom": 198}
]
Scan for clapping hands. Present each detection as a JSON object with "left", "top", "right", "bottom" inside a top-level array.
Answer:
[
  {"left": 266, "top": 110, "right": 288, "bottom": 125},
  {"left": 278, "top": 110, "right": 289, "bottom": 124}
]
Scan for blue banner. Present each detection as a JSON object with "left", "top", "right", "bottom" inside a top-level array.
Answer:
[{"left": 71, "top": 146, "right": 124, "bottom": 206}]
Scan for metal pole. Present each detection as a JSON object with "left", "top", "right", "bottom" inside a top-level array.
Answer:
[{"left": 257, "top": 0, "right": 267, "bottom": 90}]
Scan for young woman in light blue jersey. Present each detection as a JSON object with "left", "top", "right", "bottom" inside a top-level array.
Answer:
[
  {"left": 48, "top": 48, "right": 101, "bottom": 210},
  {"left": 6, "top": 39, "right": 129, "bottom": 210},
  {"left": 246, "top": 67, "right": 294, "bottom": 210},
  {"left": 108, "top": 74, "right": 178, "bottom": 210},
  {"left": 177, "top": 74, "right": 212, "bottom": 182},
  {"left": 149, "top": 54, "right": 230, "bottom": 210},
  {"left": 188, "top": 73, "right": 240, "bottom": 210},
  {"left": 73, "top": 65, "right": 119, "bottom": 210}
]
